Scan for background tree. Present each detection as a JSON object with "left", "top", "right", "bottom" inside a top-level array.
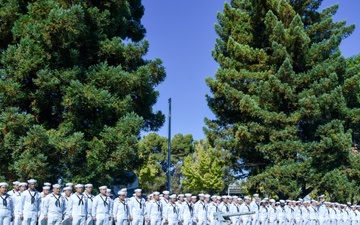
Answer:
[
  {"left": 205, "top": 0, "right": 360, "bottom": 200},
  {"left": 0, "top": 0, "right": 166, "bottom": 187},
  {"left": 182, "top": 140, "right": 226, "bottom": 194}
]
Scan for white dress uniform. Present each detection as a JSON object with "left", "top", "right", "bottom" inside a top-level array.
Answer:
[
  {"left": 84, "top": 192, "right": 94, "bottom": 225},
  {"left": 318, "top": 205, "right": 327, "bottom": 225},
  {"left": 21, "top": 190, "right": 40, "bottom": 225},
  {"left": 7, "top": 190, "right": 17, "bottom": 197},
  {"left": 146, "top": 199, "right": 162, "bottom": 225},
  {"left": 285, "top": 206, "right": 294, "bottom": 225},
  {"left": 39, "top": 193, "right": 49, "bottom": 225},
  {"left": 11, "top": 192, "right": 24, "bottom": 225},
  {"left": 218, "top": 202, "right": 229, "bottom": 213},
  {"left": 69, "top": 193, "right": 88, "bottom": 225},
  {"left": 240, "top": 203, "right": 252, "bottom": 225},
  {"left": 128, "top": 196, "right": 146, "bottom": 225},
  {"left": 113, "top": 199, "right": 129, "bottom": 225},
  {"left": 250, "top": 201, "right": 260, "bottom": 225},
  {"left": 182, "top": 200, "right": 193, "bottom": 225},
  {"left": 277, "top": 206, "right": 287, "bottom": 225},
  {"left": 164, "top": 203, "right": 180, "bottom": 225},
  {"left": 43, "top": 193, "right": 66, "bottom": 225},
  {"left": 176, "top": 200, "right": 184, "bottom": 225},
  {"left": 259, "top": 205, "right": 268, "bottom": 225},
  {"left": 62, "top": 196, "right": 72, "bottom": 225},
  {"left": 309, "top": 205, "right": 318, "bottom": 225},
  {"left": 230, "top": 203, "right": 241, "bottom": 225},
  {"left": 161, "top": 198, "right": 170, "bottom": 225},
  {"left": 194, "top": 201, "right": 207, "bottom": 225},
  {"left": 0, "top": 193, "right": 14, "bottom": 225},
  {"left": 207, "top": 202, "right": 219, "bottom": 225},
  {"left": 268, "top": 206, "right": 277, "bottom": 225},
  {"left": 302, "top": 206, "right": 310, "bottom": 225},
  {"left": 91, "top": 194, "right": 112, "bottom": 225},
  {"left": 293, "top": 207, "right": 302, "bottom": 225}
]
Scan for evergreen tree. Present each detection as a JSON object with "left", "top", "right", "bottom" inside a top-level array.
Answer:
[
  {"left": 205, "top": 0, "right": 360, "bottom": 200},
  {"left": 0, "top": 0, "right": 165, "bottom": 186},
  {"left": 182, "top": 140, "right": 226, "bottom": 194}
]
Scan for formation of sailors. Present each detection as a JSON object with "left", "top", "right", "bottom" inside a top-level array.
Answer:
[{"left": 1, "top": 181, "right": 359, "bottom": 225}]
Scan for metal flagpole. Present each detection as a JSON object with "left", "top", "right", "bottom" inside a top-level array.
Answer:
[{"left": 167, "top": 98, "right": 172, "bottom": 191}]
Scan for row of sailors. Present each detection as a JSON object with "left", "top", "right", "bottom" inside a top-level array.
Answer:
[{"left": 1, "top": 180, "right": 360, "bottom": 225}]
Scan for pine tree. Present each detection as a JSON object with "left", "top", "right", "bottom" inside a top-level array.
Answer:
[
  {"left": 0, "top": 0, "right": 165, "bottom": 186},
  {"left": 205, "top": 0, "right": 360, "bottom": 200},
  {"left": 182, "top": 140, "right": 226, "bottom": 194}
]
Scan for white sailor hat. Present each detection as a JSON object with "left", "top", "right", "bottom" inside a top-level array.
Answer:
[
  {"left": 118, "top": 191, "right": 126, "bottom": 195},
  {"left": 264, "top": 198, "right": 269, "bottom": 200},
  {"left": 106, "top": 189, "right": 111, "bottom": 193},
  {"left": 170, "top": 194, "right": 177, "bottom": 199},
  {"left": 324, "top": 202, "right": 330, "bottom": 204},
  {"left": 191, "top": 196, "right": 197, "bottom": 199},
  {"left": 121, "top": 188, "right": 127, "bottom": 192},
  {"left": 13, "top": 181, "right": 20, "bottom": 185},
  {"left": 351, "top": 205, "right": 356, "bottom": 208},
  {"left": 153, "top": 191, "right": 160, "bottom": 195},
  {"left": 66, "top": 183, "right": 73, "bottom": 187},
  {"left": 64, "top": 187, "right": 72, "bottom": 191},
  {"left": 134, "top": 189, "right": 142, "bottom": 193},
  {"left": 238, "top": 198, "right": 243, "bottom": 201},
  {"left": 99, "top": 186, "right": 107, "bottom": 190},
  {"left": 280, "top": 200, "right": 286, "bottom": 203},
  {"left": 211, "top": 195, "right": 217, "bottom": 199},
  {"left": 227, "top": 195, "right": 232, "bottom": 199},
  {"left": 221, "top": 195, "right": 227, "bottom": 199},
  {"left": 53, "top": 184, "right": 61, "bottom": 188},
  {"left": 198, "top": 193, "right": 205, "bottom": 197},
  {"left": 75, "top": 184, "right": 84, "bottom": 188},
  {"left": 163, "top": 190, "right": 170, "bottom": 195},
  {"left": 261, "top": 199, "right": 266, "bottom": 203},
  {"left": 0, "top": 182, "right": 9, "bottom": 187},
  {"left": 347, "top": 202, "right": 351, "bottom": 205},
  {"left": 204, "top": 194, "right": 210, "bottom": 198},
  {"left": 27, "top": 179, "right": 37, "bottom": 184},
  {"left": 85, "top": 184, "right": 93, "bottom": 188},
  {"left": 291, "top": 200, "right": 296, "bottom": 203},
  {"left": 286, "top": 200, "right": 291, "bottom": 203},
  {"left": 270, "top": 199, "right": 276, "bottom": 203},
  {"left": 311, "top": 199, "right": 317, "bottom": 203},
  {"left": 43, "top": 186, "right": 50, "bottom": 190},
  {"left": 185, "top": 193, "right": 192, "bottom": 197},
  {"left": 217, "top": 196, "right": 222, "bottom": 200},
  {"left": 232, "top": 196, "right": 238, "bottom": 199},
  {"left": 304, "top": 201, "right": 310, "bottom": 204},
  {"left": 178, "top": 194, "right": 185, "bottom": 197},
  {"left": 296, "top": 201, "right": 301, "bottom": 204},
  {"left": 44, "top": 182, "right": 51, "bottom": 186},
  {"left": 318, "top": 195, "right": 325, "bottom": 198},
  {"left": 19, "top": 182, "right": 27, "bottom": 187},
  {"left": 244, "top": 196, "right": 251, "bottom": 200},
  {"left": 159, "top": 194, "right": 163, "bottom": 197},
  {"left": 298, "top": 198, "right": 303, "bottom": 201},
  {"left": 253, "top": 194, "right": 259, "bottom": 197}
]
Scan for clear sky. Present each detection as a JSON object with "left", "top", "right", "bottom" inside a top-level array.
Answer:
[{"left": 142, "top": 0, "right": 360, "bottom": 141}]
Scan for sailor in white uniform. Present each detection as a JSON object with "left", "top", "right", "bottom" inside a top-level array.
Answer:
[
  {"left": 12, "top": 183, "right": 27, "bottom": 225},
  {"left": 146, "top": 192, "right": 162, "bottom": 225},
  {"left": 128, "top": 189, "right": 146, "bottom": 225},
  {"left": 164, "top": 195, "right": 180, "bottom": 225},
  {"left": 7, "top": 182, "right": 20, "bottom": 196},
  {"left": 21, "top": 179, "right": 40, "bottom": 225},
  {"left": 182, "top": 194, "right": 193, "bottom": 225},
  {"left": 39, "top": 186, "right": 51, "bottom": 225},
  {"left": 43, "top": 184, "right": 66, "bottom": 225},
  {"left": 92, "top": 186, "right": 112, "bottom": 225},
  {"left": 194, "top": 194, "right": 207, "bottom": 225},
  {"left": 113, "top": 191, "right": 130, "bottom": 225},
  {"left": 0, "top": 182, "right": 14, "bottom": 225},
  {"left": 69, "top": 184, "right": 87, "bottom": 225},
  {"left": 84, "top": 184, "right": 94, "bottom": 225}
]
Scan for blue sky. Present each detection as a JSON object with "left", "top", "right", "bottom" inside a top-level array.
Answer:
[{"left": 142, "top": 0, "right": 360, "bottom": 141}]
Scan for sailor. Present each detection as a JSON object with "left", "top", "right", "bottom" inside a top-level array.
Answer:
[
  {"left": 194, "top": 194, "right": 207, "bottom": 225},
  {"left": 250, "top": 194, "right": 260, "bottom": 225},
  {"left": 84, "top": 184, "right": 94, "bottom": 225},
  {"left": 177, "top": 194, "right": 185, "bottom": 224},
  {"left": 207, "top": 196, "right": 219, "bottom": 225},
  {"left": 7, "top": 182, "right": 20, "bottom": 196},
  {"left": 293, "top": 201, "right": 302, "bottom": 225},
  {"left": 39, "top": 186, "right": 51, "bottom": 225},
  {"left": 69, "top": 184, "right": 87, "bottom": 225},
  {"left": 258, "top": 200, "right": 268, "bottom": 225},
  {"left": 128, "top": 189, "right": 146, "bottom": 225},
  {"left": 40, "top": 184, "right": 52, "bottom": 199},
  {"left": 277, "top": 200, "right": 286, "bottom": 225},
  {"left": 309, "top": 200, "right": 318, "bottom": 225},
  {"left": 113, "top": 191, "right": 130, "bottom": 225},
  {"left": 268, "top": 199, "right": 277, "bottom": 225},
  {"left": 164, "top": 195, "right": 180, "bottom": 225},
  {"left": 92, "top": 186, "right": 112, "bottom": 225},
  {"left": 105, "top": 189, "right": 114, "bottom": 223},
  {"left": 302, "top": 201, "right": 311, "bottom": 225},
  {"left": 240, "top": 196, "right": 253, "bottom": 225},
  {"left": 204, "top": 195, "right": 211, "bottom": 206},
  {"left": 12, "top": 182, "right": 27, "bottom": 225},
  {"left": 191, "top": 196, "right": 197, "bottom": 225},
  {"left": 182, "top": 194, "right": 193, "bottom": 225},
  {"left": 0, "top": 182, "right": 14, "bottom": 225},
  {"left": 230, "top": 196, "right": 241, "bottom": 225},
  {"left": 62, "top": 187, "right": 72, "bottom": 225},
  {"left": 218, "top": 196, "right": 229, "bottom": 213},
  {"left": 22, "top": 179, "right": 40, "bottom": 225},
  {"left": 146, "top": 192, "right": 162, "bottom": 225},
  {"left": 43, "top": 184, "right": 66, "bottom": 225}
]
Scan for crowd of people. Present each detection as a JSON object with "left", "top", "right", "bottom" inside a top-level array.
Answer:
[{"left": 0, "top": 180, "right": 359, "bottom": 225}]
